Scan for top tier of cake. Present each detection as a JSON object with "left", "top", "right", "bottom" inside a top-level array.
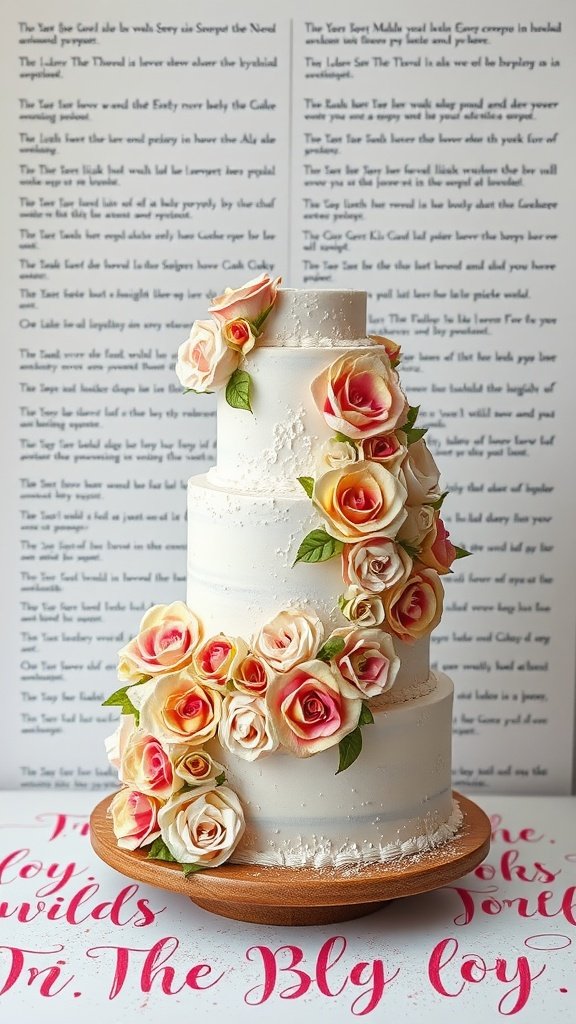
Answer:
[
  {"left": 257, "top": 288, "right": 368, "bottom": 347},
  {"left": 211, "top": 289, "right": 377, "bottom": 493}
]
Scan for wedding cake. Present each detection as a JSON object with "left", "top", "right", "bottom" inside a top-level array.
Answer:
[{"left": 103, "top": 275, "right": 467, "bottom": 871}]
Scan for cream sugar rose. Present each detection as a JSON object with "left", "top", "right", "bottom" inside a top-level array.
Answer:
[{"left": 103, "top": 276, "right": 469, "bottom": 871}]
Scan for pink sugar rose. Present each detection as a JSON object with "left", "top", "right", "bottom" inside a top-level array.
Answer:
[
  {"left": 208, "top": 273, "right": 281, "bottom": 325},
  {"left": 310, "top": 349, "right": 408, "bottom": 439},
  {"left": 117, "top": 601, "right": 202, "bottom": 684},
  {"left": 383, "top": 567, "right": 444, "bottom": 642},
  {"left": 312, "top": 461, "right": 407, "bottom": 543},
  {"left": 193, "top": 634, "right": 248, "bottom": 691},
  {"left": 109, "top": 788, "right": 161, "bottom": 851},
  {"left": 176, "top": 318, "right": 239, "bottom": 393},
  {"left": 118, "top": 729, "right": 179, "bottom": 800},
  {"left": 266, "top": 659, "right": 361, "bottom": 757},
  {"left": 328, "top": 626, "right": 400, "bottom": 699},
  {"left": 419, "top": 515, "right": 457, "bottom": 575}
]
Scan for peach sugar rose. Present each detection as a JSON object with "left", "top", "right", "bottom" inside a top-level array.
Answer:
[
  {"left": 230, "top": 653, "right": 272, "bottom": 696},
  {"left": 343, "top": 536, "right": 412, "bottom": 594},
  {"left": 109, "top": 788, "right": 161, "bottom": 851},
  {"left": 172, "top": 748, "right": 226, "bottom": 787},
  {"left": 312, "top": 461, "right": 407, "bottom": 543},
  {"left": 400, "top": 437, "right": 441, "bottom": 506},
  {"left": 219, "top": 692, "right": 278, "bottom": 761},
  {"left": 310, "top": 349, "right": 408, "bottom": 439},
  {"left": 419, "top": 514, "right": 458, "bottom": 574},
  {"left": 193, "top": 634, "right": 248, "bottom": 690},
  {"left": 208, "top": 272, "right": 282, "bottom": 325},
  {"left": 132, "top": 670, "right": 222, "bottom": 747},
  {"left": 253, "top": 607, "right": 324, "bottom": 674},
  {"left": 117, "top": 601, "right": 201, "bottom": 684},
  {"left": 383, "top": 567, "right": 444, "bottom": 642},
  {"left": 221, "top": 318, "right": 256, "bottom": 355},
  {"left": 266, "top": 659, "right": 361, "bottom": 757}
]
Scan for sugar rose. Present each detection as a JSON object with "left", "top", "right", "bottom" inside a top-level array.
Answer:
[
  {"left": 133, "top": 671, "right": 222, "bottom": 747},
  {"left": 109, "top": 788, "right": 161, "bottom": 851},
  {"left": 369, "top": 334, "right": 402, "bottom": 365},
  {"left": 221, "top": 318, "right": 256, "bottom": 355},
  {"left": 208, "top": 272, "right": 281, "bottom": 325},
  {"left": 175, "top": 318, "right": 239, "bottom": 393},
  {"left": 171, "top": 748, "right": 226, "bottom": 787},
  {"left": 312, "top": 461, "right": 407, "bottom": 542},
  {"left": 343, "top": 536, "right": 412, "bottom": 594},
  {"left": 105, "top": 713, "right": 136, "bottom": 772},
  {"left": 231, "top": 654, "right": 272, "bottom": 696},
  {"left": 117, "top": 601, "right": 201, "bottom": 684},
  {"left": 118, "top": 729, "right": 179, "bottom": 799},
  {"left": 193, "top": 634, "right": 248, "bottom": 691},
  {"left": 339, "top": 586, "right": 385, "bottom": 627},
  {"left": 397, "top": 504, "right": 435, "bottom": 548},
  {"left": 310, "top": 349, "right": 407, "bottom": 439},
  {"left": 419, "top": 514, "right": 457, "bottom": 575},
  {"left": 360, "top": 432, "right": 406, "bottom": 469},
  {"left": 316, "top": 436, "right": 358, "bottom": 474},
  {"left": 158, "top": 785, "right": 245, "bottom": 867},
  {"left": 219, "top": 693, "right": 278, "bottom": 761},
  {"left": 328, "top": 626, "right": 400, "bottom": 699},
  {"left": 253, "top": 607, "right": 324, "bottom": 674},
  {"left": 401, "top": 438, "right": 441, "bottom": 506},
  {"left": 383, "top": 567, "right": 444, "bottom": 642},
  {"left": 266, "top": 659, "right": 361, "bottom": 757}
]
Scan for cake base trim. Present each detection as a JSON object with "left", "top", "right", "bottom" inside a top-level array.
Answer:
[{"left": 230, "top": 798, "right": 463, "bottom": 868}]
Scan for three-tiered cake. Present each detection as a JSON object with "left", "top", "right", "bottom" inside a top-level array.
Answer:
[{"left": 103, "top": 277, "right": 465, "bottom": 871}]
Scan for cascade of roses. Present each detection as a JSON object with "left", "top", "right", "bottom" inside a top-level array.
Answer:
[
  {"left": 103, "top": 602, "right": 402, "bottom": 867},
  {"left": 295, "top": 339, "right": 470, "bottom": 637},
  {"left": 175, "top": 272, "right": 281, "bottom": 408}
]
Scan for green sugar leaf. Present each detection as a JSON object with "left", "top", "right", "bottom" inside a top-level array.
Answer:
[
  {"left": 333, "top": 431, "right": 357, "bottom": 445},
  {"left": 405, "top": 405, "right": 420, "bottom": 429},
  {"left": 454, "top": 546, "right": 472, "bottom": 559},
  {"left": 297, "top": 476, "right": 314, "bottom": 499},
  {"left": 102, "top": 684, "right": 140, "bottom": 724},
  {"left": 429, "top": 491, "right": 449, "bottom": 511},
  {"left": 293, "top": 529, "right": 344, "bottom": 565},
  {"left": 225, "top": 368, "right": 253, "bottom": 413},
  {"left": 336, "top": 727, "right": 363, "bottom": 775},
  {"left": 147, "top": 837, "right": 177, "bottom": 863},
  {"left": 404, "top": 427, "right": 428, "bottom": 446},
  {"left": 317, "top": 636, "right": 346, "bottom": 663},
  {"left": 359, "top": 702, "right": 375, "bottom": 727},
  {"left": 215, "top": 772, "right": 227, "bottom": 787},
  {"left": 182, "top": 862, "right": 207, "bottom": 877}
]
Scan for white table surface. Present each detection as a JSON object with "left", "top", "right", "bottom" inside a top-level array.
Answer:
[{"left": 0, "top": 791, "right": 574, "bottom": 1022}]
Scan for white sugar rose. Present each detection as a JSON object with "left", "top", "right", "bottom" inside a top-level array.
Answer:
[
  {"left": 401, "top": 438, "right": 441, "bottom": 506},
  {"left": 342, "top": 537, "right": 412, "bottom": 594},
  {"left": 219, "top": 693, "right": 278, "bottom": 761},
  {"left": 327, "top": 626, "right": 400, "bottom": 699},
  {"left": 339, "top": 586, "right": 385, "bottom": 627},
  {"left": 253, "top": 607, "right": 324, "bottom": 674},
  {"left": 158, "top": 785, "right": 245, "bottom": 867},
  {"left": 175, "top": 318, "right": 239, "bottom": 393},
  {"left": 316, "top": 437, "right": 358, "bottom": 474},
  {"left": 397, "top": 504, "right": 435, "bottom": 547}
]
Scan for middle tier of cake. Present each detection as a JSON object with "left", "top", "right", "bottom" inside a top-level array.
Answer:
[{"left": 186, "top": 472, "right": 430, "bottom": 696}]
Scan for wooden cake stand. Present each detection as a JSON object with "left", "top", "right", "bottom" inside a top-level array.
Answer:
[{"left": 91, "top": 791, "right": 490, "bottom": 926}]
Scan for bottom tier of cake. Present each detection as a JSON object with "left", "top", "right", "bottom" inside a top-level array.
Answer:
[{"left": 207, "top": 672, "right": 460, "bottom": 868}]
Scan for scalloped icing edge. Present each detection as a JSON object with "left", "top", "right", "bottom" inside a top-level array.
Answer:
[{"left": 230, "top": 798, "right": 463, "bottom": 869}]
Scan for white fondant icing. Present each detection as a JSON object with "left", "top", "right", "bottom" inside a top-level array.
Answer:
[
  {"left": 259, "top": 289, "right": 368, "bottom": 346},
  {"left": 207, "top": 674, "right": 455, "bottom": 867}
]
